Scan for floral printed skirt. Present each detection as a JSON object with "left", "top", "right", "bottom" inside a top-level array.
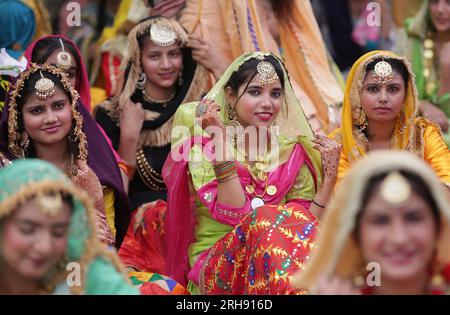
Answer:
[{"left": 199, "top": 202, "right": 318, "bottom": 294}]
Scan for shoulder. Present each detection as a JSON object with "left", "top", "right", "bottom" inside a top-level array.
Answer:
[{"left": 415, "top": 117, "right": 444, "bottom": 138}]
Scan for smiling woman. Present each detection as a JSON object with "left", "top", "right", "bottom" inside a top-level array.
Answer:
[
  {"left": 158, "top": 51, "right": 342, "bottom": 294},
  {"left": 0, "top": 63, "right": 132, "bottom": 248},
  {"left": 293, "top": 151, "right": 450, "bottom": 295},
  {"left": 0, "top": 159, "right": 139, "bottom": 295},
  {"left": 94, "top": 17, "right": 209, "bottom": 210}
]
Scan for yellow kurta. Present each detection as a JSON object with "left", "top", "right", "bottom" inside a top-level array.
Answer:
[{"left": 330, "top": 120, "right": 450, "bottom": 185}]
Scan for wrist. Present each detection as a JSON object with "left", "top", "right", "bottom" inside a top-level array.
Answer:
[
  {"left": 311, "top": 199, "right": 326, "bottom": 209},
  {"left": 213, "top": 160, "right": 238, "bottom": 183},
  {"left": 120, "top": 132, "right": 140, "bottom": 145},
  {"left": 118, "top": 161, "right": 135, "bottom": 180}
]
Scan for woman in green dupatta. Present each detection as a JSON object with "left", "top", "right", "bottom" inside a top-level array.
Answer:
[
  {"left": 163, "top": 51, "right": 341, "bottom": 294},
  {"left": 0, "top": 159, "right": 138, "bottom": 294},
  {"left": 395, "top": 0, "right": 450, "bottom": 146}
]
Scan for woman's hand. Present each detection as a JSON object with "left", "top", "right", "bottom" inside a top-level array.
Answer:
[
  {"left": 309, "top": 274, "right": 360, "bottom": 295},
  {"left": 196, "top": 98, "right": 225, "bottom": 135},
  {"left": 420, "top": 101, "right": 449, "bottom": 132},
  {"left": 312, "top": 135, "right": 342, "bottom": 184},
  {"left": 119, "top": 100, "right": 145, "bottom": 141},
  {"left": 187, "top": 35, "right": 228, "bottom": 80}
]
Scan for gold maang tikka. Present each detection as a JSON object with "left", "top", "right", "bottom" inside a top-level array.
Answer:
[
  {"left": 36, "top": 192, "right": 63, "bottom": 216},
  {"left": 372, "top": 60, "right": 393, "bottom": 84},
  {"left": 379, "top": 171, "right": 412, "bottom": 207},
  {"left": 56, "top": 38, "right": 72, "bottom": 72},
  {"left": 254, "top": 55, "right": 278, "bottom": 86},
  {"left": 35, "top": 71, "right": 55, "bottom": 100},
  {"left": 150, "top": 24, "right": 177, "bottom": 47}
]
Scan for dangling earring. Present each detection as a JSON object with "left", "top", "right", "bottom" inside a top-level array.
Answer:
[
  {"left": 68, "top": 128, "right": 76, "bottom": 144},
  {"left": 227, "top": 106, "right": 244, "bottom": 147},
  {"left": 357, "top": 108, "right": 368, "bottom": 131},
  {"left": 136, "top": 73, "right": 147, "bottom": 90},
  {"left": 178, "top": 65, "right": 184, "bottom": 86},
  {"left": 20, "top": 132, "right": 30, "bottom": 157},
  {"left": 396, "top": 110, "right": 407, "bottom": 134}
]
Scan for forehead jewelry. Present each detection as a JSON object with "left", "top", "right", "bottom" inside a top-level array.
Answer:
[
  {"left": 36, "top": 192, "right": 63, "bottom": 216},
  {"left": 35, "top": 71, "right": 55, "bottom": 100},
  {"left": 56, "top": 38, "right": 72, "bottom": 72},
  {"left": 372, "top": 60, "right": 393, "bottom": 84},
  {"left": 379, "top": 171, "right": 411, "bottom": 207},
  {"left": 149, "top": 24, "right": 177, "bottom": 47},
  {"left": 255, "top": 59, "right": 278, "bottom": 86}
]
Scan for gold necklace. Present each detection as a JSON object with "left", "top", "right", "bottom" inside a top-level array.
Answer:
[
  {"left": 136, "top": 149, "right": 166, "bottom": 191},
  {"left": 142, "top": 89, "right": 176, "bottom": 107},
  {"left": 423, "top": 35, "right": 438, "bottom": 96},
  {"left": 242, "top": 151, "right": 278, "bottom": 210}
]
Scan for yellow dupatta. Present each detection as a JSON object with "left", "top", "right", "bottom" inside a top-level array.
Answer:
[{"left": 333, "top": 50, "right": 419, "bottom": 162}]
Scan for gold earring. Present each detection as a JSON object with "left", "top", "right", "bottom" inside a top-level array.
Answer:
[
  {"left": 227, "top": 106, "right": 244, "bottom": 146},
  {"left": 20, "top": 132, "right": 30, "bottom": 157},
  {"left": 396, "top": 111, "right": 407, "bottom": 134},
  {"left": 357, "top": 108, "right": 368, "bottom": 131}
]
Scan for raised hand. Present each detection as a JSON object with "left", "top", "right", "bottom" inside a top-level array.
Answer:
[
  {"left": 119, "top": 100, "right": 145, "bottom": 142},
  {"left": 312, "top": 135, "right": 342, "bottom": 183}
]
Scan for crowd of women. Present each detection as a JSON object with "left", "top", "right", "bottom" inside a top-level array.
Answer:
[{"left": 0, "top": 0, "right": 449, "bottom": 295}]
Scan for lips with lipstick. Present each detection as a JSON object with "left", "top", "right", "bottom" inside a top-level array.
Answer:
[{"left": 255, "top": 112, "right": 273, "bottom": 121}]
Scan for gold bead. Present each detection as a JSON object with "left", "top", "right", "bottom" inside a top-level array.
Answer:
[
  {"left": 426, "top": 82, "right": 437, "bottom": 94},
  {"left": 424, "top": 39, "right": 434, "bottom": 49},
  {"left": 424, "top": 49, "right": 434, "bottom": 59}
]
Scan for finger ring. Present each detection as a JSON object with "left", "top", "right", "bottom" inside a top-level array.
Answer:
[{"left": 196, "top": 103, "right": 207, "bottom": 117}]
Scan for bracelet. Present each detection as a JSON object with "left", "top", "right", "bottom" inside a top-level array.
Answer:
[
  {"left": 217, "top": 173, "right": 238, "bottom": 184},
  {"left": 311, "top": 199, "right": 326, "bottom": 209},
  {"left": 213, "top": 160, "right": 237, "bottom": 183},
  {"left": 118, "top": 161, "right": 135, "bottom": 180}
]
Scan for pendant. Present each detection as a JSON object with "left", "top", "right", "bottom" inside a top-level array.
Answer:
[
  {"left": 257, "top": 172, "right": 267, "bottom": 181},
  {"left": 255, "top": 162, "right": 266, "bottom": 171},
  {"left": 245, "top": 185, "right": 255, "bottom": 194},
  {"left": 267, "top": 185, "right": 277, "bottom": 196},
  {"left": 251, "top": 197, "right": 265, "bottom": 210}
]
